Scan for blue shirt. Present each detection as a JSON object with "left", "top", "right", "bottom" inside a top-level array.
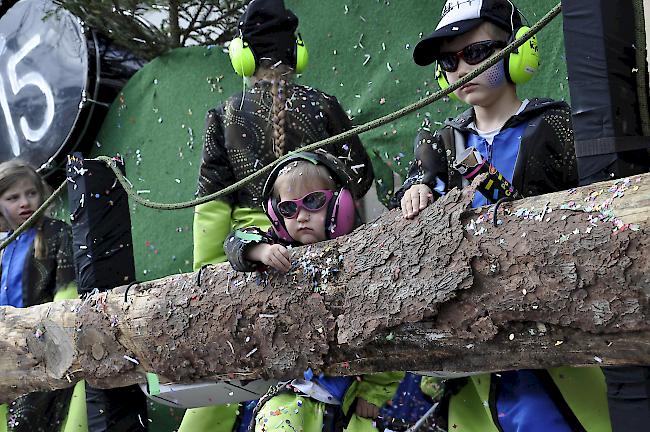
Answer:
[
  {"left": 380, "top": 373, "right": 432, "bottom": 422},
  {"left": 466, "top": 124, "right": 571, "bottom": 432},
  {"left": 302, "top": 368, "right": 352, "bottom": 402},
  {"left": 467, "top": 123, "right": 526, "bottom": 208},
  {"left": 0, "top": 228, "right": 37, "bottom": 308},
  {"left": 496, "top": 371, "right": 573, "bottom": 432},
  {"left": 316, "top": 375, "right": 353, "bottom": 402}
]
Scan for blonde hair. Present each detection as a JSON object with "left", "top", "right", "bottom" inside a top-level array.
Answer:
[
  {"left": 481, "top": 21, "right": 511, "bottom": 42},
  {"left": 0, "top": 159, "right": 50, "bottom": 258},
  {"left": 273, "top": 161, "right": 336, "bottom": 200},
  {"left": 252, "top": 61, "right": 294, "bottom": 158}
]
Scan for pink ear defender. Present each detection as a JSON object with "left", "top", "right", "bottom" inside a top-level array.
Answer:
[
  {"left": 266, "top": 195, "right": 294, "bottom": 243},
  {"left": 328, "top": 188, "right": 355, "bottom": 239}
]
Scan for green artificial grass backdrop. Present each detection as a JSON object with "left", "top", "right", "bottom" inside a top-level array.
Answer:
[{"left": 92, "top": 0, "right": 568, "bottom": 284}]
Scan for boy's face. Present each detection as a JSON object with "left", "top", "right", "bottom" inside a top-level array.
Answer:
[
  {"left": 439, "top": 24, "right": 509, "bottom": 106},
  {"left": 276, "top": 177, "right": 329, "bottom": 245}
]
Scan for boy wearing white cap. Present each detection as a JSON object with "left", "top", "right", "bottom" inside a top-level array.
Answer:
[{"left": 394, "top": 1, "right": 612, "bottom": 431}]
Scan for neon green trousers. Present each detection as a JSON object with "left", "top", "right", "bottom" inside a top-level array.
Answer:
[{"left": 253, "top": 393, "right": 383, "bottom": 432}]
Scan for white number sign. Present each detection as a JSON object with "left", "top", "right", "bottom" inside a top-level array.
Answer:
[{"left": 0, "top": 34, "right": 55, "bottom": 156}]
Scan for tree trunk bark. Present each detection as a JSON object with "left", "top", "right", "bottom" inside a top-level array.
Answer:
[{"left": 1, "top": 174, "right": 649, "bottom": 403}]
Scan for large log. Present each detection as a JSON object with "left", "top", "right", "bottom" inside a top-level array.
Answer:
[{"left": 1, "top": 174, "right": 649, "bottom": 402}]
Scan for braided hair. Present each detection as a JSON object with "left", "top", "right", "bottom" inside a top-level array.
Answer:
[{"left": 251, "top": 60, "right": 293, "bottom": 158}]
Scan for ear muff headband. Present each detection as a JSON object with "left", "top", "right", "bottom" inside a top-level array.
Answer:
[
  {"left": 295, "top": 35, "right": 308, "bottom": 74},
  {"left": 228, "top": 35, "right": 309, "bottom": 77}
]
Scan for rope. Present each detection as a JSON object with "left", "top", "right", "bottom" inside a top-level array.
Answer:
[
  {"left": 96, "top": 2, "right": 562, "bottom": 211},
  {"left": 0, "top": 180, "right": 68, "bottom": 252},
  {"left": 0, "top": 2, "right": 562, "bottom": 252}
]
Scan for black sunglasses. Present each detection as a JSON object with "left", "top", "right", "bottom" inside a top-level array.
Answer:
[{"left": 437, "top": 40, "right": 507, "bottom": 73}]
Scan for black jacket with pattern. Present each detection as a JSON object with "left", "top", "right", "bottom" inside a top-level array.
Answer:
[
  {"left": 197, "top": 81, "right": 374, "bottom": 207},
  {"left": 390, "top": 98, "right": 578, "bottom": 208},
  {"left": 224, "top": 226, "right": 280, "bottom": 272},
  {"left": 1, "top": 217, "right": 76, "bottom": 307}
]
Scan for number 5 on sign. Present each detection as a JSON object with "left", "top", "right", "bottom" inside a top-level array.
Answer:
[{"left": 0, "top": 34, "right": 55, "bottom": 156}]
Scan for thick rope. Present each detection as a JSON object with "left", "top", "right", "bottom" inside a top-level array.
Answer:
[{"left": 0, "top": 2, "right": 562, "bottom": 251}]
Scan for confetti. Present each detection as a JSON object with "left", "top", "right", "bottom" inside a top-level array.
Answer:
[{"left": 123, "top": 355, "right": 140, "bottom": 365}]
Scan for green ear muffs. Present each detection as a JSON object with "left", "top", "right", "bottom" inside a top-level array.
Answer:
[
  {"left": 229, "top": 37, "right": 257, "bottom": 77},
  {"left": 507, "top": 26, "right": 539, "bottom": 84},
  {"left": 228, "top": 35, "right": 309, "bottom": 77},
  {"left": 435, "top": 63, "right": 461, "bottom": 102},
  {"left": 435, "top": 26, "right": 540, "bottom": 100}
]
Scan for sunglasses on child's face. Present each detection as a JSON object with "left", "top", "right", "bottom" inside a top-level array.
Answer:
[
  {"left": 437, "top": 40, "right": 507, "bottom": 73},
  {"left": 277, "top": 190, "right": 334, "bottom": 219}
]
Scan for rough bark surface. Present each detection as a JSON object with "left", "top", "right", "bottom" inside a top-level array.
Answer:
[{"left": 1, "top": 174, "right": 649, "bottom": 402}]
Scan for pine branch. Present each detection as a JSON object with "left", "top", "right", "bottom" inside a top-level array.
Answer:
[{"left": 54, "top": 0, "right": 250, "bottom": 60}]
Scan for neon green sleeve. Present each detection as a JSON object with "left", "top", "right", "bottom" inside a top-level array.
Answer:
[
  {"left": 0, "top": 403, "right": 7, "bottom": 432},
  {"left": 193, "top": 200, "right": 233, "bottom": 270},
  {"left": 53, "top": 282, "right": 78, "bottom": 301},
  {"left": 231, "top": 206, "right": 271, "bottom": 231},
  {"left": 342, "top": 371, "right": 405, "bottom": 414},
  {"left": 60, "top": 381, "right": 88, "bottom": 432}
]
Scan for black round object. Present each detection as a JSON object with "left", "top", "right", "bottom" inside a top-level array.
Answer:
[
  {"left": 0, "top": 0, "right": 144, "bottom": 176},
  {"left": 0, "top": 0, "right": 88, "bottom": 171}
]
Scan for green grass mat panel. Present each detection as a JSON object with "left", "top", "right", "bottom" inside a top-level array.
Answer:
[{"left": 93, "top": 0, "right": 568, "bottom": 284}]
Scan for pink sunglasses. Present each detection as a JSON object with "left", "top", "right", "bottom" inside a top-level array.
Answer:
[{"left": 277, "top": 190, "right": 334, "bottom": 219}]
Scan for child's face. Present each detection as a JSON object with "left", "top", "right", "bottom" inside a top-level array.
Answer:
[
  {"left": 0, "top": 177, "right": 41, "bottom": 230},
  {"left": 439, "top": 24, "right": 509, "bottom": 106},
  {"left": 276, "top": 177, "right": 330, "bottom": 245}
]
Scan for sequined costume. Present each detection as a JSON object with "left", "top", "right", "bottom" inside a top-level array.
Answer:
[
  {"left": 197, "top": 81, "right": 374, "bottom": 206},
  {"left": 391, "top": 98, "right": 578, "bottom": 207},
  {"left": 193, "top": 81, "right": 374, "bottom": 270}
]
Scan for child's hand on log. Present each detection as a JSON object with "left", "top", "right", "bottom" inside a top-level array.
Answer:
[
  {"left": 401, "top": 184, "right": 433, "bottom": 219},
  {"left": 247, "top": 243, "right": 292, "bottom": 272}
]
